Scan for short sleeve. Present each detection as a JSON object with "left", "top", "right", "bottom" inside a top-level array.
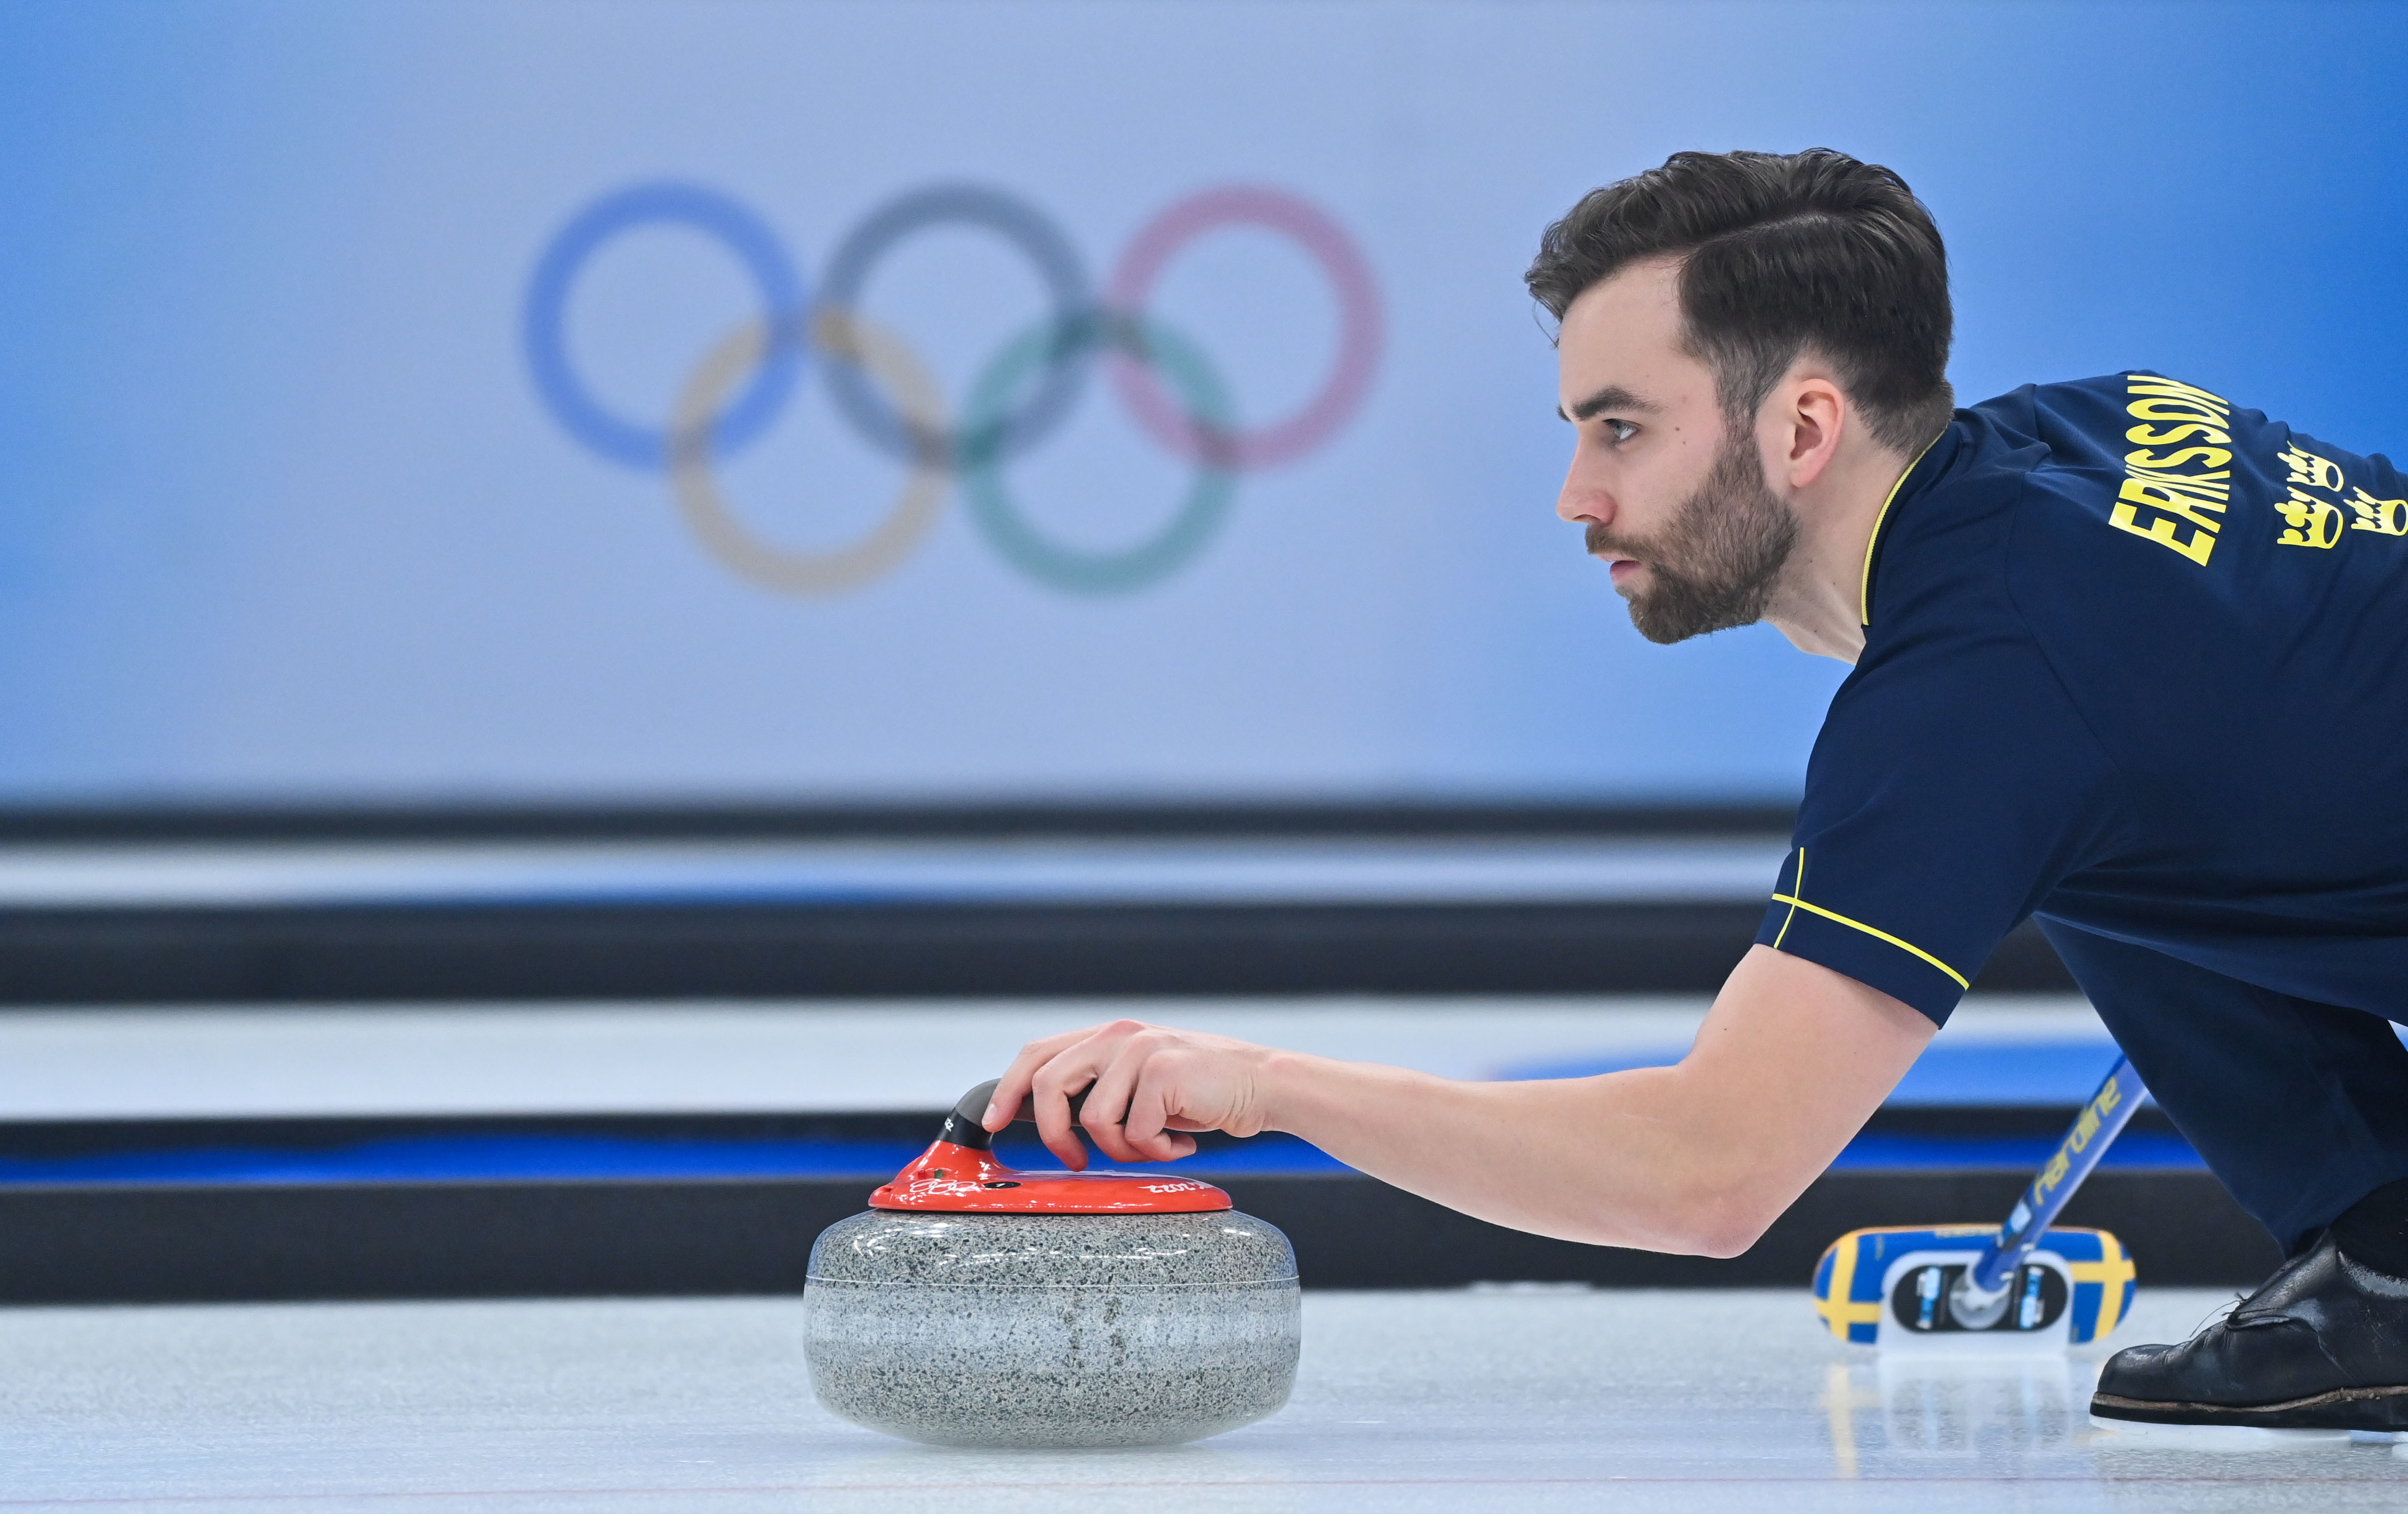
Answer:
[{"left": 1756, "top": 621, "right": 2126, "bottom": 1024}]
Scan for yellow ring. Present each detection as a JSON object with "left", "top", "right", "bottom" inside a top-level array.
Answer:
[{"left": 667, "top": 308, "right": 948, "bottom": 595}]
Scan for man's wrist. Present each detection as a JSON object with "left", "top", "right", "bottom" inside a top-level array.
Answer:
[{"left": 1250, "top": 1047, "right": 1325, "bottom": 1139}]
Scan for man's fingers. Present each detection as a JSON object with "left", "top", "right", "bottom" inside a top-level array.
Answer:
[
  {"left": 1032, "top": 1038, "right": 1130, "bottom": 1170},
  {"left": 977, "top": 1019, "right": 1248, "bottom": 1169},
  {"left": 1029, "top": 1073, "right": 1091, "bottom": 1170},
  {"left": 1138, "top": 1055, "right": 1217, "bottom": 1160},
  {"left": 1080, "top": 1041, "right": 1203, "bottom": 1164},
  {"left": 1121, "top": 1063, "right": 1196, "bottom": 1161},
  {"left": 1044, "top": 1022, "right": 1159, "bottom": 1165},
  {"left": 984, "top": 1025, "right": 1108, "bottom": 1133},
  {"left": 1079, "top": 1045, "right": 1152, "bottom": 1165}
]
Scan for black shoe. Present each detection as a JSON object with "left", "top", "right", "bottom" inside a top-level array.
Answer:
[{"left": 2091, "top": 1228, "right": 2408, "bottom": 1431}]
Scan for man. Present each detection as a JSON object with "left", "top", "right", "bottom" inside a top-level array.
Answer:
[{"left": 985, "top": 149, "right": 2408, "bottom": 1433}]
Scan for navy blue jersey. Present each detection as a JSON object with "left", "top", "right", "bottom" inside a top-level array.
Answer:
[{"left": 1755, "top": 372, "right": 2408, "bottom": 1023}]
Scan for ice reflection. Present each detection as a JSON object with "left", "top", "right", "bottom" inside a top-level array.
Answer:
[{"left": 1822, "top": 1349, "right": 2105, "bottom": 1475}]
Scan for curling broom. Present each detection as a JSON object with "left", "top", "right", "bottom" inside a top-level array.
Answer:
[{"left": 1813, "top": 1056, "right": 2144, "bottom": 1348}]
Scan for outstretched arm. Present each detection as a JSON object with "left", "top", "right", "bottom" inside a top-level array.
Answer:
[{"left": 983, "top": 944, "right": 1935, "bottom": 1257}]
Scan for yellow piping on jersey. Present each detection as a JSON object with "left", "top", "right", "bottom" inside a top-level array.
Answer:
[
  {"left": 1860, "top": 434, "right": 1943, "bottom": 627},
  {"left": 1771, "top": 848, "right": 1805, "bottom": 951},
  {"left": 1767, "top": 892, "right": 1971, "bottom": 990}
]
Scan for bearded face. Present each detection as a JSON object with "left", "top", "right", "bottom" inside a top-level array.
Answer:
[{"left": 1585, "top": 417, "right": 1800, "bottom": 645}]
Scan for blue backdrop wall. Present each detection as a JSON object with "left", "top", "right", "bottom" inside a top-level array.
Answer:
[{"left": 4, "top": 1, "right": 2404, "bottom": 806}]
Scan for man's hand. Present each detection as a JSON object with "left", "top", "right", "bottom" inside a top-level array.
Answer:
[
  {"left": 977, "top": 946, "right": 1937, "bottom": 1256},
  {"left": 983, "top": 1020, "right": 1287, "bottom": 1169}
]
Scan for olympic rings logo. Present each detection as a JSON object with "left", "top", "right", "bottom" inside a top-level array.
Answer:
[{"left": 523, "top": 181, "right": 1382, "bottom": 596}]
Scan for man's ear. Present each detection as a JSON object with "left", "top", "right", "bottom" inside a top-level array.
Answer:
[{"left": 1778, "top": 377, "right": 1847, "bottom": 491}]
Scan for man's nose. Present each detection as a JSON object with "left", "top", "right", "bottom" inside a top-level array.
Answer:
[{"left": 1557, "top": 449, "right": 1614, "bottom": 526}]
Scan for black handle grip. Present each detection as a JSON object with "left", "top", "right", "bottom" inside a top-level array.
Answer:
[{"left": 936, "top": 1077, "right": 1088, "bottom": 1150}]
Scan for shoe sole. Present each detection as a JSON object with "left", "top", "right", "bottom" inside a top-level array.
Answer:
[
  {"left": 2093, "top": 1384, "right": 2408, "bottom": 1432},
  {"left": 2087, "top": 1415, "right": 2359, "bottom": 1450}
]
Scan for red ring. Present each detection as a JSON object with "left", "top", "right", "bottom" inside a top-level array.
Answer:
[{"left": 1106, "top": 186, "right": 1382, "bottom": 470}]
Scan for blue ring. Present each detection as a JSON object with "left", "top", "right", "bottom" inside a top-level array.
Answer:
[{"left": 523, "top": 182, "right": 807, "bottom": 471}]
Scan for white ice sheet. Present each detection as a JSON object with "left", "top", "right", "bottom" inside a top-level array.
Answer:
[{"left": 0, "top": 1288, "right": 2397, "bottom": 1511}]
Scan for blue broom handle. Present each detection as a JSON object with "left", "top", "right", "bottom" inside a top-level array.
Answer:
[{"left": 1969, "top": 1055, "right": 2149, "bottom": 1294}]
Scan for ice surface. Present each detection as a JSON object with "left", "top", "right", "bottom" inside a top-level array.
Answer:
[{"left": 1, "top": 1287, "right": 2401, "bottom": 1511}]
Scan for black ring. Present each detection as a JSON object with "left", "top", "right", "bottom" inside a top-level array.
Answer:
[{"left": 817, "top": 183, "right": 1093, "bottom": 469}]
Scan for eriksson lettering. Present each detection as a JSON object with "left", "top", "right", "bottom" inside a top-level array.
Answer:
[{"left": 2109, "top": 374, "right": 2233, "bottom": 566}]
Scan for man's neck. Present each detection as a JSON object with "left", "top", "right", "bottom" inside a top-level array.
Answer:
[{"left": 1764, "top": 433, "right": 1929, "bottom": 664}]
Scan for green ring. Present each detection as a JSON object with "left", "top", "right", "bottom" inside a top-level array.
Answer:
[{"left": 958, "top": 310, "right": 1238, "bottom": 596}]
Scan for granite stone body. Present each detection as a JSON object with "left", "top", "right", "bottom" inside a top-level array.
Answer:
[{"left": 804, "top": 1209, "right": 1301, "bottom": 1448}]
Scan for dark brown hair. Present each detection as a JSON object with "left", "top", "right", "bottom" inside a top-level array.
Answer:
[{"left": 1527, "top": 149, "right": 1954, "bottom": 455}]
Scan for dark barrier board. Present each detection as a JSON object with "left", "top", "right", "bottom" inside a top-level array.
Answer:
[
  {"left": 0, "top": 1168, "right": 2270, "bottom": 1305},
  {"left": 0, "top": 1105, "right": 2202, "bottom": 1187},
  {"left": 0, "top": 903, "right": 2073, "bottom": 1004},
  {"left": 0, "top": 1101, "right": 2251, "bottom": 1303},
  {"left": 0, "top": 1102, "right": 2187, "bottom": 1164}
]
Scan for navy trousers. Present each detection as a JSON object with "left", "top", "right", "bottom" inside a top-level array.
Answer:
[{"left": 2039, "top": 920, "right": 2408, "bottom": 1256}]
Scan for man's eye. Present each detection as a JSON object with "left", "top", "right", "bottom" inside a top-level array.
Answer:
[{"left": 1606, "top": 420, "right": 1637, "bottom": 444}]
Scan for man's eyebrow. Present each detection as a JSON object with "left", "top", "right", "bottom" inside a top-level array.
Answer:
[{"left": 1558, "top": 384, "right": 1658, "bottom": 423}]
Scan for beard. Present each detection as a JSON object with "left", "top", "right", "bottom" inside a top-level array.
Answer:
[{"left": 1585, "top": 421, "right": 1800, "bottom": 646}]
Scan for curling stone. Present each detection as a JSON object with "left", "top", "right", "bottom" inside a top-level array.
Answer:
[{"left": 804, "top": 1078, "right": 1301, "bottom": 1449}]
